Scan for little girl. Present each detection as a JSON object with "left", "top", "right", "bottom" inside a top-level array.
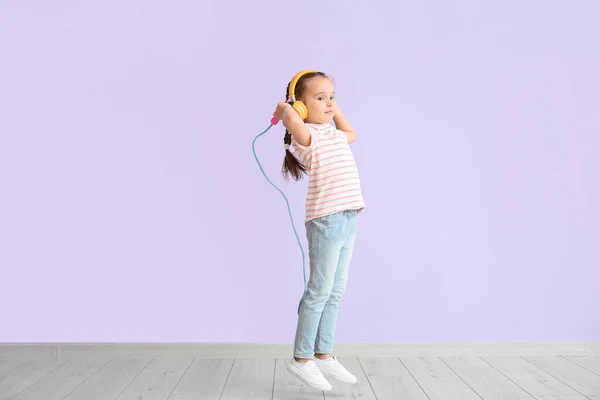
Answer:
[{"left": 272, "top": 70, "right": 365, "bottom": 391}]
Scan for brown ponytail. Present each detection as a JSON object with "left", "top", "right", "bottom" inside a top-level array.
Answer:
[
  {"left": 282, "top": 129, "right": 308, "bottom": 181},
  {"left": 281, "top": 71, "right": 330, "bottom": 181}
]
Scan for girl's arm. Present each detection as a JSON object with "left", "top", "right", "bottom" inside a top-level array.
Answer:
[
  {"left": 275, "top": 101, "right": 311, "bottom": 147},
  {"left": 334, "top": 109, "right": 357, "bottom": 144}
]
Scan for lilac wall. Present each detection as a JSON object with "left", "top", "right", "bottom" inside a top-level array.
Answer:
[{"left": 1, "top": 1, "right": 598, "bottom": 343}]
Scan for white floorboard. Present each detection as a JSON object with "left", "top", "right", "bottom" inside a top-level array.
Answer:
[
  {"left": 0, "top": 355, "right": 598, "bottom": 399},
  {"left": 64, "top": 359, "right": 152, "bottom": 400},
  {"left": 220, "top": 358, "right": 275, "bottom": 400},
  {"left": 10, "top": 358, "right": 110, "bottom": 400},
  {"left": 358, "top": 357, "right": 429, "bottom": 399},
  {"left": 0, "top": 359, "right": 71, "bottom": 400},
  {"left": 114, "top": 357, "right": 193, "bottom": 400},
  {"left": 441, "top": 356, "right": 535, "bottom": 399},
  {"left": 524, "top": 356, "right": 600, "bottom": 398},
  {"left": 483, "top": 355, "right": 587, "bottom": 399},
  {"left": 323, "top": 357, "right": 376, "bottom": 400}
]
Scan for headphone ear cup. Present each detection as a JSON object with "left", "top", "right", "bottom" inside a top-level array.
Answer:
[{"left": 292, "top": 101, "right": 309, "bottom": 120}]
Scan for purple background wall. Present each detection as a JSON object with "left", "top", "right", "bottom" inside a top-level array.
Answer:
[{"left": 1, "top": 1, "right": 598, "bottom": 343}]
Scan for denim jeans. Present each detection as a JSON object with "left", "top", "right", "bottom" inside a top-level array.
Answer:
[{"left": 293, "top": 209, "right": 358, "bottom": 359}]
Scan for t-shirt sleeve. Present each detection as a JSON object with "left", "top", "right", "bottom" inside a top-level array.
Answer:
[
  {"left": 336, "top": 128, "right": 349, "bottom": 143},
  {"left": 291, "top": 124, "right": 318, "bottom": 152}
]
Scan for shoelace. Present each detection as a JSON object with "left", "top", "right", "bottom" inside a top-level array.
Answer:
[
  {"left": 318, "top": 357, "right": 350, "bottom": 374},
  {"left": 304, "top": 361, "right": 322, "bottom": 376},
  {"left": 318, "top": 357, "right": 339, "bottom": 366}
]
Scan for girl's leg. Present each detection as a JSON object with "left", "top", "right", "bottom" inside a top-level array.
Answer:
[
  {"left": 293, "top": 211, "right": 347, "bottom": 361},
  {"left": 314, "top": 210, "right": 358, "bottom": 357}
]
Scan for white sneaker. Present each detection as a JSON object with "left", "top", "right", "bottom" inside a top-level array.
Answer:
[
  {"left": 286, "top": 359, "right": 332, "bottom": 391},
  {"left": 313, "top": 356, "right": 357, "bottom": 384}
]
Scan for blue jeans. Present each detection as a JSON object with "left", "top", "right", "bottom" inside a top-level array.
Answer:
[{"left": 293, "top": 210, "right": 358, "bottom": 359}]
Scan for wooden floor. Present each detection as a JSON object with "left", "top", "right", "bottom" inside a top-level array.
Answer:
[{"left": 1, "top": 355, "right": 599, "bottom": 399}]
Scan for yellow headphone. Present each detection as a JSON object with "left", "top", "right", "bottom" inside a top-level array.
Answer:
[{"left": 288, "top": 69, "right": 317, "bottom": 120}]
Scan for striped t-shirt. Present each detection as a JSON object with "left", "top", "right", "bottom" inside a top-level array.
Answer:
[{"left": 292, "top": 123, "right": 365, "bottom": 223}]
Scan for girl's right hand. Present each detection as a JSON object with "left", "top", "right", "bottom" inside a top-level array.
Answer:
[{"left": 274, "top": 100, "right": 291, "bottom": 120}]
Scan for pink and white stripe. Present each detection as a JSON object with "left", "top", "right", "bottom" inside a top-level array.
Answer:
[{"left": 292, "top": 123, "right": 365, "bottom": 222}]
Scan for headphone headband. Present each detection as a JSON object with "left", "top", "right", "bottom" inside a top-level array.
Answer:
[{"left": 289, "top": 69, "right": 317, "bottom": 101}]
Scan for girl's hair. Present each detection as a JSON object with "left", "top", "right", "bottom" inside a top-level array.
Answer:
[{"left": 282, "top": 71, "right": 330, "bottom": 181}]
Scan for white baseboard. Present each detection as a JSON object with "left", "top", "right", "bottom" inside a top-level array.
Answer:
[
  {"left": 0, "top": 341, "right": 597, "bottom": 360},
  {"left": 587, "top": 340, "right": 600, "bottom": 355}
]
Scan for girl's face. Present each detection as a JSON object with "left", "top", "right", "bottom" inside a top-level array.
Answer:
[{"left": 300, "top": 77, "right": 336, "bottom": 124}]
